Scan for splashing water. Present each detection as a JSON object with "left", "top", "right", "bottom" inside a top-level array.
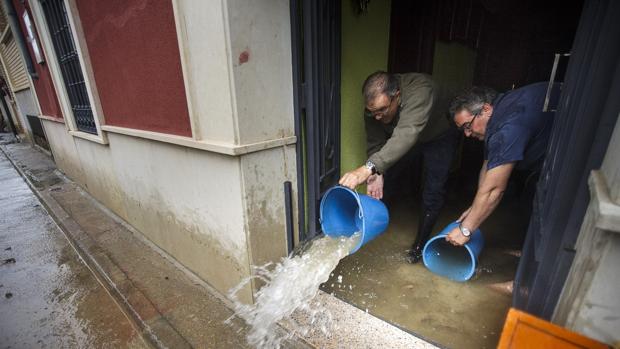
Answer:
[{"left": 227, "top": 233, "right": 361, "bottom": 348}]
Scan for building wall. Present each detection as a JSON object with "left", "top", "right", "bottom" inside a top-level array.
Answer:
[
  {"left": 172, "top": 0, "right": 236, "bottom": 143},
  {"left": 227, "top": 0, "right": 295, "bottom": 145},
  {"left": 74, "top": 0, "right": 191, "bottom": 136},
  {"left": 27, "top": 0, "right": 297, "bottom": 304},
  {"left": 241, "top": 145, "right": 297, "bottom": 269},
  {"left": 0, "top": 5, "right": 32, "bottom": 138},
  {"left": 225, "top": 0, "right": 296, "bottom": 271},
  {"left": 41, "top": 119, "right": 255, "bottom": 301},
  {"left": 12, "top": 0, "right": 63, "bottom": 119},
  {"left": 13, "top": 88, "right": 37, "bottom": 117}
]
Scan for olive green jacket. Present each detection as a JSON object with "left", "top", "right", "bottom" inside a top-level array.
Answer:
[{"left": 366, "top": 73, "right": 451, "bottom": 173}]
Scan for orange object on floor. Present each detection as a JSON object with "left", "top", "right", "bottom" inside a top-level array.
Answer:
[{"left": 497, "top": 308, "right": 610, "bottom": 349}]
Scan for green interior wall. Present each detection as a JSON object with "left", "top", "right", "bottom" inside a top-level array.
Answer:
[{"left": 340, "top": 1, "right": 392, "bottom": 178}]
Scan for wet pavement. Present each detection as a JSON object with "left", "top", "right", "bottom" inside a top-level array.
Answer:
[
  {"left": 0, "top": 149, "right": 148, "bottom": 348},
  {"left": 0, "top": 134, "right": 315, "bottom": 349}
]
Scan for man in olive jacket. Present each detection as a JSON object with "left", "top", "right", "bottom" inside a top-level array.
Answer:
[{"left": 339, "top": 71, "right": 459, "bottom": 263}]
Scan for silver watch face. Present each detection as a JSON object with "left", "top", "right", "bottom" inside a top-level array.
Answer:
[
  {"left": 365, "top": 161, "right": 376, "bottom": 172},
  {"left": 460, "top": 225, "right": 471, "bottom": 237}
]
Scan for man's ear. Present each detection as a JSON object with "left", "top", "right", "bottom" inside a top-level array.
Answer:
[{"left": 482, "top": 103, "right": 493, "bottom": 117}]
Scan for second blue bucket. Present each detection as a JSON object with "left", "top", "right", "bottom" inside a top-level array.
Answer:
[
  {"left": 422, "top": 222, "right": 484, "bottom": 282},
  {"left": 319, "top": 186, "right": 390, "bottom": 253}
]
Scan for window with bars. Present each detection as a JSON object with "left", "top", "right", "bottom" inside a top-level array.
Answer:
[{"left": 40, "top": 0, "right": 96, "bottom": 134}]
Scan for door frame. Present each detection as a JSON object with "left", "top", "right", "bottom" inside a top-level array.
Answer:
[{"left": 290, "top": 0, "right": 342, "bottom": 243}]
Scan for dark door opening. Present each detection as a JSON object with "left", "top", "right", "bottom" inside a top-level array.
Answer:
[
  {"left": 26, "top": 114, "right": 49, "bottom": 151},
  {"left": 319, "top": 1, "right": 586, "bottom": 348}
]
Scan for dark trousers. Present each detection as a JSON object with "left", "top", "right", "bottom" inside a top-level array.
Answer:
[{"left": 383, "top": 128, "right": 460, "bottom": 215}]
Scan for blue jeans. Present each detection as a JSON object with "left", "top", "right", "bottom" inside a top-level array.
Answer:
[{"left": 383, "top": 128, "right": 459, "bottom": 214}]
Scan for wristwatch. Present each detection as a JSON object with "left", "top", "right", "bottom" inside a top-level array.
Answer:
[
  {"left": 365, "top": 160, "right": 378, "bottom": 175},
  {"left": 458, "top": 223, "right": 472, "bottom": 237}
]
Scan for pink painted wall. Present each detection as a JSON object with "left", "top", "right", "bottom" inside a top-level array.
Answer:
[{"left": 75, "top": 0, "right": 191, "bottom": 136}]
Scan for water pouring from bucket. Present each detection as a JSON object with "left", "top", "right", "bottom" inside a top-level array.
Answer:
[
  {"left": 227, "top": 187, "right": 388, "bottom": 348},
  {"left": 319, "top": 186, "right": 390, "bottom": 252},
  {"left": 422, "top": 222, "right": 484, "bottom": 282}
]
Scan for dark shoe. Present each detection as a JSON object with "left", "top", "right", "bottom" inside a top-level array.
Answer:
[{"left": 407, "top": 243, "right": 423, "bottom": 264}]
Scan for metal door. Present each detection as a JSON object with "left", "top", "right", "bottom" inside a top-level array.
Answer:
[{"left": 290, "top": 0, "right": 342, "bottom": 242}]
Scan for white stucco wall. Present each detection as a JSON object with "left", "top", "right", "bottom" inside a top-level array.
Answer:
[
  {"left": 174, "top": 0, "right": 296, "bottom": 145},
  {"left": 34, "top": 0, "right": 297, "bottom": 305},
  {"left": 226, "top": 0, "right": 297, "bottom": 270},
  {"left": 240, "top": 145, "right": 297, "bottom": 270},
  {"left": 42, "top": 120, "right": 253, "bottom": 301},
  {"left": 173, "top": 0, "right": 237, "bottom": 143},
  {"left": 12, "top": 89, "right": 38, "bottom": 141},
  {"left": 226, "top": 0, "right": 295, "bottom": 145}
]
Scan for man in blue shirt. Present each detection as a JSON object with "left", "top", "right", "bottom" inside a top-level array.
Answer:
[{"left": 445, "top": 83, "right": 557, "bottom": 246}]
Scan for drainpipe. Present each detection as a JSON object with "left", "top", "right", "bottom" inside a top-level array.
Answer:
[
  {"left": 284, "top": 181, "right": 294, "bottom": 255},
  {"left": 2, "top": 0, "right": 38, "bottom": 79}
]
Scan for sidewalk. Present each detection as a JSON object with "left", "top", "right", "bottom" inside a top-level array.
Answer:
[
  {"left": 0, "top": 144, "right": 149, "bottom": 348},
  {"left": 0, "top": 133, "right": 309, "bottom": 349}
]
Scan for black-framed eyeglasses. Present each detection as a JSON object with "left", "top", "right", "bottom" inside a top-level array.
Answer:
[
  {"left": 457, "top": 113, "right": 479, "bottom": 132},
  {"left": 364, "top": 97, "right": 394, "bottom": 118}
]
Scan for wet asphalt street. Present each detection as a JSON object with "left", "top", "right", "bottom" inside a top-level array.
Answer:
[{"left": 0, "top": 151, "right": 148, "bottom": 348}]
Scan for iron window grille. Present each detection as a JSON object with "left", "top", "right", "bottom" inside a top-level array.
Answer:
[{"left": 40, "top": 0, "right": 97, "bottom": 134}]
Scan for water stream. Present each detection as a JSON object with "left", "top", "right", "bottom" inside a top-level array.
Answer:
[{"left": 228, "top": 233, "right": 361, "bottom": 348}]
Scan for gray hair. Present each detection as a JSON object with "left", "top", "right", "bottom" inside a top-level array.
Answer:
[
  {"left": 362, "top": 71, "right": 400, "bottom": 103},
  {"left": 449, "top": 86, "right": 497, "bottom": 119}
]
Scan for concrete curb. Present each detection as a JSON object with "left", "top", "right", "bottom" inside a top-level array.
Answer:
[{"left": 0, "top": 144, "right": 189, "bottom": 349}]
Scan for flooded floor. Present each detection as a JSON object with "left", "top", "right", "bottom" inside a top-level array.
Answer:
[
  {"left": 0, "top": 152, "right": 147, "bottom": 348},
  {"left": 322, "top": 190, "right": 527, "bottom": 349}
]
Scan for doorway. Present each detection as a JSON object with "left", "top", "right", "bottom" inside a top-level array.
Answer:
[{"left": 316, "top": 0, "right": 584, "bottom": 348}]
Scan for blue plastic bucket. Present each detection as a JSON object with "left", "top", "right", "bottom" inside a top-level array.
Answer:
[
  {"left": 319, "top": 186, "right": 390, "bottom": 253},
  {"left": 422, "top": 222, "right": 484, "bottom": 282}
]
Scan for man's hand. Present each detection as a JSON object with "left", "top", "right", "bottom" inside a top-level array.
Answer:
[
  {"left": 445, "top": 225, "right": 470, "bottom": 246},
  {"left": 339, "top": 166, "right": 372, "bottom": 190},
  {"left": 366, "top": 174, "right": 384, "bottom": 199}
]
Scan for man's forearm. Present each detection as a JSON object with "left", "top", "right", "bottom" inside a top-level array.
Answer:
[
  {"left": 462, "top": 163, "right": 514, "bottom": 231},
  {"left": 461, "top": 186, "right": 505, "bottom": 231},
  {"left": 478, "top": 160, "right": 488, "bottom": 188}
]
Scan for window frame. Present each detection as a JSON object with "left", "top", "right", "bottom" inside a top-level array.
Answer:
[{"left": 30, "top": 0, "right": 107, "bottom": 144}]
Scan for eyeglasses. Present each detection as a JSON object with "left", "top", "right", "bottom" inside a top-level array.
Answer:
[
  {"left": 456, "top": 113, "right": 479, "bottom": 132},
  {"left": 365, "top": 97, "right": 394, "bottom": 118}
]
